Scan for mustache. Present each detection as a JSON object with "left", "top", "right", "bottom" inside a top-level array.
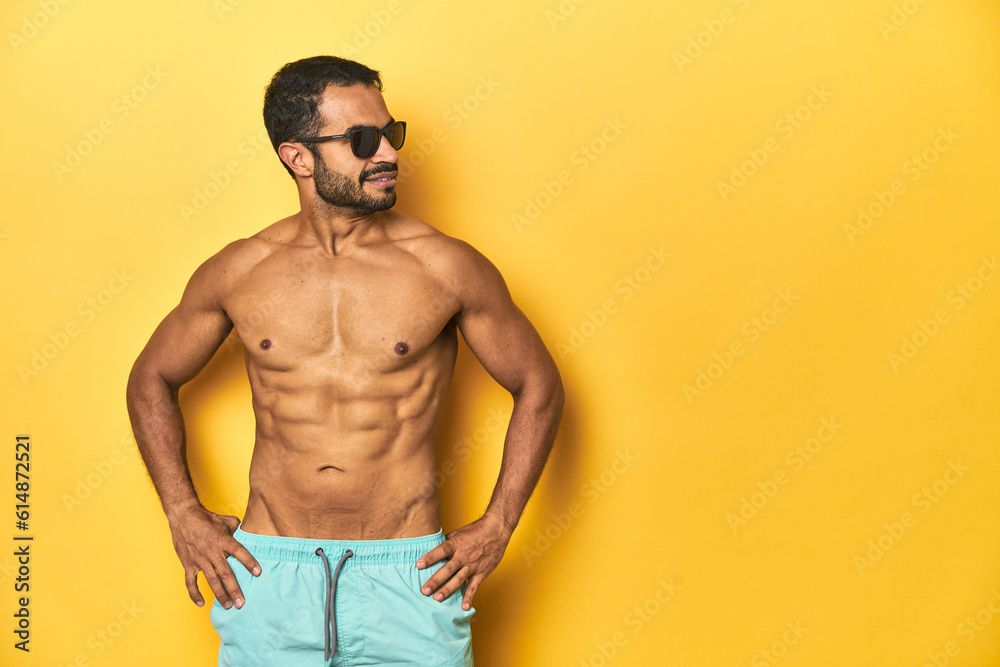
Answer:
[{"left": 359, "top": 164, "right": 398, "bottom": 182}]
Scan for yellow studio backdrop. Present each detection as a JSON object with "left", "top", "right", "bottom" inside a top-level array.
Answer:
[{"left": 1, "top": 0, "right": 998, "bottom": 664}]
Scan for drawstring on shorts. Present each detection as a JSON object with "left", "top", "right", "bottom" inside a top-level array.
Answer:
[{"left": 315, "top": 547, "right": 355, "bottom": 662}]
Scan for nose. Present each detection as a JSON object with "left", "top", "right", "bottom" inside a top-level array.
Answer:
[{"left": 371, "top": 131, "right": 398, "bottom": 162}]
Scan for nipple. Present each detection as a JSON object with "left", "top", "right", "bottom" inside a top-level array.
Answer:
[
  {"left": 260, "top": 339, "right": 272, "bottom": 350},
  {"left": 394, "top": 341, "right": 409, "bottom": 355}
]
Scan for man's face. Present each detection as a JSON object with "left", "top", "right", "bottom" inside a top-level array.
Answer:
[{"left": 308, "top": 84, "right": 399, "bottom": 215}]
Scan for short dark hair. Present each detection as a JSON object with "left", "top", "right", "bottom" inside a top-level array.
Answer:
[{"left": 263, "top": 55, "right": 383, "bottom": 178}]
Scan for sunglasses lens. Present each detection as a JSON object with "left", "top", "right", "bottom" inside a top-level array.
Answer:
[
  {"left": 387, "top": 122, "right": 406, "bottom": 150},
  {"left": 352, "top": 128, "right": 380, "bottom": 158}
]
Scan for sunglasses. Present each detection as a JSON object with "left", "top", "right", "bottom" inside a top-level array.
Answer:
[{"left": 297, "top": 120, "right": 406, "bottom": 159}]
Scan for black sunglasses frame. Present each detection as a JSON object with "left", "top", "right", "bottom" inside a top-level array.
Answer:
[{"left": 297, "top": 121, "right": 406, "bottom": 159}]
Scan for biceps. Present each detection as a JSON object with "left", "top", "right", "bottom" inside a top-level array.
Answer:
[
  {"left": 458, "top": 300, "right": 557, "bottom": 396},
  {"left": 134, "top": 303, "right": 233, "bottom": 389}
]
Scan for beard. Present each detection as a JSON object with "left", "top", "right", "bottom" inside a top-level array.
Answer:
[{"left": 311, "top": 150, "right": 397, "bottom": 215}]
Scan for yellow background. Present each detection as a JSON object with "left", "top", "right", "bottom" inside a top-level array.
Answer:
[{"left": 2, "top": 0, "right": 999, "bottom": 664}]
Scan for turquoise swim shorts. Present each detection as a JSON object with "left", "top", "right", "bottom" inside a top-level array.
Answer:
[{"left": 210, "top": 525, "right": 475, "bottom": 666}]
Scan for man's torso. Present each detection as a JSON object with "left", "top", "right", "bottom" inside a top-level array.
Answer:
[{"left": 215, "top": 212, "right": 466, "bottom": 540}]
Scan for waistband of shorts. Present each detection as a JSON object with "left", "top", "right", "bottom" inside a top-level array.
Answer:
[{"left": 232, "top": 525, "right": 445, "bottom": 565}]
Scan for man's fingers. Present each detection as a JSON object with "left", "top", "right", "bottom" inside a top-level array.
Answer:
[
  {"left": 215, "top": 560, "right": 246, "bottom": 608},
  {"left": 230, "top": 543, "right": 261, "bottom": 577},
  {"left": 222, "top": 514, "right": 241, "bottom": 532},
  {"left": 415, "top": 541, "right": 451, "bottom": 569},
  {"left": 431, "top": 565, "right": 472, "bottom": 602},
  {"left": 420, "top": 554, "right": 461, "bottom": 596},
  {"left": 201, "top": 558, "right": 237, "bottom": 609},
  {"left": 461, "top": 575, "right": 483, "bottom": 611},
  {"left": 184, "top": 567, "right": 205, "bottom": 607}
]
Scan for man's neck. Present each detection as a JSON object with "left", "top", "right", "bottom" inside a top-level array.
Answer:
[{"left": 296, "top": 198, "right": 389, "bottom": 257}]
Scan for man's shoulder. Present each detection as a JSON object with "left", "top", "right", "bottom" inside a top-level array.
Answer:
[
  {"left": 386, "top": 213, "right": 504, "bottom": 298},
  {"left": 386, "top": 213, "right": 491, "bottom": 275},
  {"left": 192, "top": 216, "right": 297, "bottom": 289}
]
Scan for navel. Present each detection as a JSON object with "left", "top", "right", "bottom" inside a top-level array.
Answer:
[
  {"left": 394, "top": 341, "right": 409, "bottom": 355},
  {"left": 260, "top": 338, "right": 272, "bottom": 350}
]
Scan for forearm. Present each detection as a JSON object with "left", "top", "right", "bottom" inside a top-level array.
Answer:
[
  {"left": 483, "top": 376, "right": 565, "bottom": 535},
  {"left": 126, "top": 365, "right": 202, "bottom": 524}
]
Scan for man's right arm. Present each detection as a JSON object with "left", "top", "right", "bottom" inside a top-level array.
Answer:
[{"left": 126, "top": 245, "right": 260, "bottom": 609}]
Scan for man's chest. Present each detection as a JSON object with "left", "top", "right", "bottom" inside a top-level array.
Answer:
[{"left": 222, "top": 252, "right": 460, "bottom": 368}]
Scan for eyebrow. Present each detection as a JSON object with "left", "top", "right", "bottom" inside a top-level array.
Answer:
[{"left": 342, "top": 116, "right": 395, "bottom": 133}]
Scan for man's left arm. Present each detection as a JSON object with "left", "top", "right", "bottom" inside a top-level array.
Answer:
[{"left": 416, "top": 241, "right": 565, "bottom": 610}]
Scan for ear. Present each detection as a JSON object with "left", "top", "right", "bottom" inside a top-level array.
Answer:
[{"left": 278, "top": 142, "right": 315, "bottom": 179}]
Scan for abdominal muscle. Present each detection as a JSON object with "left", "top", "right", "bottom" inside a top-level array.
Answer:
[{"left": 238, "top": 343, "right": 456, "bottom": 541}]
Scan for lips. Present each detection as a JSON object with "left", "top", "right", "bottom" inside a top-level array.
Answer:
[{"left": 366, "top": 171, "right": 397, "bottom": 184}]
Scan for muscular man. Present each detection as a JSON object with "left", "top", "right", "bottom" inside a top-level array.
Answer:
[{"left": 126, "top": 56, "right": 563, "bottom": 666}]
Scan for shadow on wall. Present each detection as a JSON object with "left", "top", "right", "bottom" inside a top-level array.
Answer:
[
  {"left": 438, "top": 340, "right": 582, "bottom": 666},
  {"left": 180, "top": 332, "right": 252, "bottom": 512}
]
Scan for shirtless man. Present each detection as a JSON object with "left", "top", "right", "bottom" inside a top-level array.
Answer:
[{"left": 126, "top": 56, "right": 564, "bottom": 666}]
